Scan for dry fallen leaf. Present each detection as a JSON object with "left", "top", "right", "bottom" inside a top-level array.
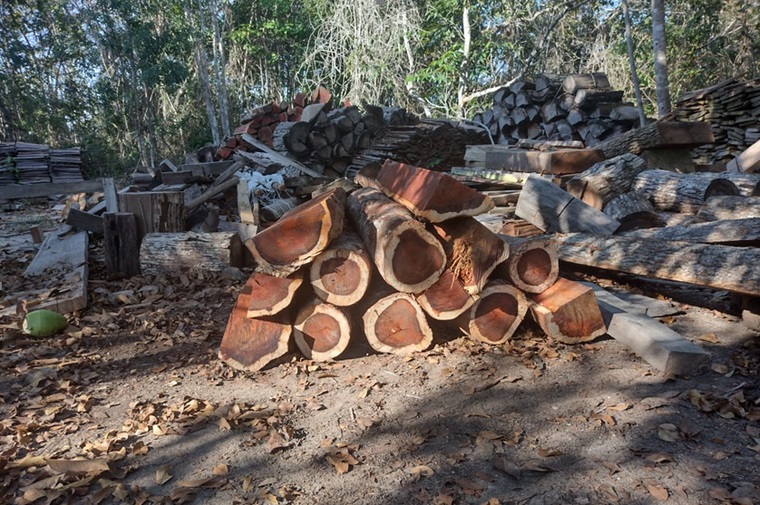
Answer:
[
  {"left": 644, "top": 479, "right": 669, "bottom": 501},
  {"left": 47, "top": 458, "right": 111, "bottom": 475},
  {"left": 155, "top": 464, "right": 173, "bottom": 485},
  {"left": 409, "top": 465, "right": 435, "bottom": 479},
  {"left": 657, "top": 423, "right": 679, "bottom": 443},
  {"left": 212, "top": 464, "right": 228, "bottom": 476},
  {"left": 537, "top": 447, "right": 563, "bottom": 458},
  {"left": 698, "top": 333, "right": 719, "bottom": 343},
  {"left": 601, "top": 461, "right": 622, "bottom": 475}
]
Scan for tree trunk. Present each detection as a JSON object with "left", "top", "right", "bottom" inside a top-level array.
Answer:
[
  {"left": 194, "top": 39, "right": 220, "bottom": 146},
  {"left": 245, "top": 188, "right": 346, "bottom": 277},
  {"left": 245, "top": 270, "right": 304, "bottom": 318},
  {"left": 140, "top": 231, "right": 245, "bottom": 275},
  {"left": 459, "top": 280, "right": 528, "bottom": 345},
  {"left": 528, "top": 277, "right": 606, "bottom": 344},
  {"left": 363, "top": 292, "right": 433, "bottom": 354},
  {"left": 603, "top": 192, "right": 662, "bottom": 231},
  {"left": 293, "top": 298, "right": 352, "bottom": 361},
  {"left": 554, "top": 232, "right": 760, "bottom": 296},
  {"left": 697, "top": 196, "right": 760, "bottom": 221},
  {"left": 104, "top": 212, "right": 140, "bottom": 278},
  {"left": 621, "top": 218, "right": 760, "bottom": 245},
  {"left": 631, "top": 169, "right": 739, "bottom": 213},
  {"left": 431, "top": 217, "right": 510, "bottom": 295},
  {"left": 346, "top": 187, "right": 445, "bottom": 293},
  {"left": 415, "top": 269, "right": 476, "bottom": 321},
  {"left": 652, "top": 0, "right": 671, "bottom": 118},
  {"left": 621, "top": 0, "right": 647, "bottom": 127},
  {"left": 309, "top": 228, "right": 373, "bottom": 306},
  {"left": 565, "top": 153, "right": 648, "bottom": 209},
  {"left": 493, "top": 236, "right": 559, "bottom": 294}
]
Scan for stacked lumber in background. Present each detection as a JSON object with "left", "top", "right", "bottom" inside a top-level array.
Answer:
[
  {"left": 471, "top": 72, "right": 639, "bottom": 147},
  {"left": 345, "top": 118, "right": 487, "bottom": 179},
  {"left": 669, "top": 77, "right": 760, "bottom": 167},
  {"left": 0, "top": 141, "right": 84, "bottom": 186},
  {"left": 219, "top": 159, "right": 612, "bottom": 372}
]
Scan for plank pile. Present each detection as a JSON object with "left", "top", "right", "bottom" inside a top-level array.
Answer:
[
  {"left": 670, "top": 77, "right": 760, "bottom": 166},
  {"left": 220, "top": 160, "right": 611, "bottom": 372},
  {"left": 471, "top": 72, "right": 638, "bottom": 147},
  {"left": 50, "top": 147, "right": 85, "bottom": 183},
  {"left": 0, "top": 142, "right": 84, "bottom": 186}
]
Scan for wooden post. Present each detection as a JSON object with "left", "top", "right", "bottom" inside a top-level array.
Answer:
[
  {"left": 103, "top": 212, "right": 140, "bottom": 277},
  {"left": 102, "top": 177, "right": 118, "bottom": 212}
]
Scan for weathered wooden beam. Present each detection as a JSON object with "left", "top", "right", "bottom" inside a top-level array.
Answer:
[
  {"left": 66, "top": 208, "right": 104, "bottom": 234},
  {"left": 0, "top": 180, "right": 104, "bottom": 200},
  {"left": 484, "top": 148, "right": 605, "bottom": 175},
  {"left": 103, "top": 212, "right": 140, "bottom": 277}
]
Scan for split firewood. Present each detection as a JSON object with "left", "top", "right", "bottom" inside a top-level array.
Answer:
[
  {"left": 603, "top": 192, "right": 662, "bottom": 232},
  {"left": 309, "top": 228, "right": 373, "bottom": 306},
  {"left": 565, "top": 154, "right": 648, "bottom": 210},
  {"left": 218, "top": 286, "right": 292, "bottom": 372},
  {"left": 245, "top": 270, "right": 304, "bottom": 318},
  {"left": 363, "top": 292, "right": 433, "bottom": 354},
  {"left": 631, "top": 169, "right": 740, "bottom": 213},
  {"left": 696, "top": 196, "right": 760, "bottom": 221},
  {"left": 347, "top": 187, "right": 445, "bottom": 293},
  {"left": 373, "top": 160, "right": 494, "bottom": 222},
  {"left": 528, "top": 277, "right": 606, "bottom": 344},
  {"left": 415, "top": 269, "right": 476, "bottom": 321},
  {"left": 493, "top": 236, "right": 559, "bottom": 294},
  {"left": 554, "top": 233, "right": 760, "bottom": 297},
  {"left": 431, "top": 217, "right": 510, "bottom": 295},
  {"left": 293, "top": 298, "right": 352, "bottom": 361},
  {"left": 458, "top": 280, "right": 528, "bottom": 345},
  {"left": 245, "top": 188, "right": 346, "bottom": 277}
]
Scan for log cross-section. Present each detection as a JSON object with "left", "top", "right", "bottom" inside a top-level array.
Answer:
[
  {"left": 416, "top": 269, "right": 476, "bottom": 321},
  {"left": 374, "top": 160, "right": 494, "bottom": 222},
  {"left": 461, "top": 281, "right": 528, "bottom": 345},
  {"left": 347, "top": 187, "right": 445, "bottom": 293},
  {"left": 494, "top": 236, "right": 559, "bottom": 294},
  {"left": 245, "top": 270, "right": 304, "bottom": 318},
  {"left": 245, "top": 187, "right": 346, "bottom": 277},
  {"left": 293, "top": 298, "right": 352, "bottom": 361},
  {"left": 363, "top": 292, "right": 433, "bottom": 354},
  {"left": 309, "top": 228, "right": 372, "bottom": 306},
  {"left": 528, "top": 277, "right": 607, "bottom": 344}
]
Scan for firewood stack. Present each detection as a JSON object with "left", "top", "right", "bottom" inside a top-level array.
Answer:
[
  {"left": 669, "top": 77, "right": 760, "bottom": 166},
  {"left": 219, "top": 159, "right": 607, "bottom": 372},
  {"left": 471, "top": 73, "right": 639, "bottom": 147}
]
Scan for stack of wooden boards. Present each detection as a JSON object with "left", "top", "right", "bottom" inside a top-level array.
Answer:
[
  {"left": 0, "top": 142, "right": 85, "bottom": 186},
  {"left": 669, "top": 77, "right": 760, "bottom": 167},
  {"left": 471, "top": 72, "right": 639, "bottom": 147},
  {"left": 218, "top": 159, "right": 711, "bottom": 376}
]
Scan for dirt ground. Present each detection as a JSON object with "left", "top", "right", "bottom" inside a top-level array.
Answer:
[{"left": 1, "top": 203, "right": 759, "bottom": 505}]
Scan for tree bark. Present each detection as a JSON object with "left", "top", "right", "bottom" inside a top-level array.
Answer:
[
  {"left": 652, "top": 0, "right": 671, "bottom": 118},
  {"left": 104, "top": 212, "right": 140, "bottom": 278},
  {"left": 596, "top": 121, "right": 713, "bottom": 159},
  {"left": 310, "top": 228, "right": 373, "bottom": 306},
  {"left": 293, "top": 298, "right": 352, "bottom": 361},
  {"left": 347, "top": 187, "right": 445, "bottom": 293},
  {"left": 528, "top": 277, "right": 606, "bottom": 344},
  {"left": 459, "top": 280, "right": 528, "bottom": 345},
  {"left": 363, "top": 292, "right": 433, "bottom": 354},
  {"left": 140, "top": 231, "right": 245, "bottom": 275},
  {"left": 603, "top": 192, "right": 662, "bottom": 232},
  {"left": 621, "top": 0, "right": 646, "bottom": 127},
  {"left": 621, "top": 218, "right": 760, "bottom": 245},
  {"left": 697, "top": 196, "right": 760, "bottom": 221},
  {"left": 554, "top": 232, "right": 760, "bottom": 296},
  {"left": 245, "top": 188, "right": 346, "bottom": 277},
  {"left": 631, "top": 169, "right": 739, "bottom": 213},
  {"left": 565, "top": 153, "right": 648, "bottom": 209}
]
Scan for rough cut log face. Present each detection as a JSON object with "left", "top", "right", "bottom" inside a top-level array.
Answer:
[
  {"left": 246, "top": 270, "right": 304, "bottom": 318},
  {"left": 347, "top": 188, "right": 445, "bottom": 293},
  {"left": 219, "top": 287, "right": 291, "bottom": 371},
  {"left": 376, "top": 160, "right": 494, "bottom": 222},
  {"left": 309, "top": 230, "right": 372, "bottom": 306},
  {"left": 466, "top": 281, "right": 528, "bottom": 344},
  {"left": 363, "top": 293, "right": 433, "bottom": 354},
  {"left": 528, "top": 278, "right": 606, "bottom": 344},
  {"left": 293, "top": 300, "right": 352, "bottom": 361},
  {"left": 416, "top": 269, "right": 476, "bottom": 320},
  {"left": 246, "top": 188, "right": 346, "bottom": 276},
  {"left": 495, "top": 238, "right": 559, "bottom": 294}
]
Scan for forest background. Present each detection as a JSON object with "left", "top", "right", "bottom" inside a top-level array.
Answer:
[{"left": 0, "top": 0, "right": 758, "bottom": 175}]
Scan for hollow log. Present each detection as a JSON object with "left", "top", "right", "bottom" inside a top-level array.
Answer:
[
  {"left": 493, "top": 236, "right": 559, "bottom": 294},
  {"left": 697, "top": 196, "right": 760, "bottom": 221},
  {"left": 309, "top": 228, "right": 372, "bottom": 306},
  {"left": 566, "top": 154, "right": 648, "bottom": 210},
  {"left": 293, "top": 298, "right": 352, "bottom": 361},
  {"left": 245, "top": 188, "right": 346, "bottom": 277},
  {"left": 528, "top": 277, "right": 606, "bottom": 344},
  {"left": 631, "top": 169, "right": 740, "bottom": 213},
  {"left": 415, "top": 269, "right": 476, "bottom": 321},
  {"left": 363, "top": 292, "right": 433, "bottom": 354},
  {"left": 460, "top": 281, "right": 528, "bottom": 345},
  {"left": 219, "top": 287, "right": 291, "bottom": 372},
  {"left": 374, "top": 160, "right": 494, "bottom": 222},
  {"left": 346, "top": 187, "right": 445, "bottom": 293},
  {"left": 431, "top": 217, "right": 510, "bottom": 295},
  {"left": 245, "top": 270, "right": 304, "bottom": 318},
  {"left": 603, "top": 192, "right": 663, "bottom": 232},
  {"left": 554, "top": 233, "right": 760, "bottom": 296}
]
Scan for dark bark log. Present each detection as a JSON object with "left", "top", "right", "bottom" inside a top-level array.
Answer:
[
  {"left": 632, "top": 169, "right": 740, "bottom": 213},
  {"left": 596, "top": 121, "right": 714, "bottom": 159},
  {"left": 603, "top": 192, "right": 662, "bottom": 232},
  {"left": 563, "top": 73, "right": 611, "bottom": 94}
]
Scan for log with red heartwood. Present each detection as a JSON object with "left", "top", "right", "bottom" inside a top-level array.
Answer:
[
  {"left": 372, "top": 160, "right": 494, "bottom": 222},
  {"left": 493, "top": 236, "right": 559, "bottom": 294},
  {"left": 293, "top": 298, "right": 352, "bottom": 361},
  {"left": 309, "top": 227, "right": 373, "bottom": 306},
  {"left": 459, "top": 280, "right": 528, "bottom": 345},
  {"left": 416, "top": 268, "right": 476, "bottom": 321},
  {"left": 528, "top": 277, "right": 607, "bottom": 344},
  {"left": 245, "top": 188, "right": 346, "bottom": 277},
  {"left": 245, "top": 270, "right": 305, "bottom": 318},
  {"left": 346, "top": 187, "right": 446, "bottom": 293},
  {"left": 431, "top": 217, "right": 510, "bottom": 295},
  {"left": 218, "top": 283, "right": 292, "bottom": 372},
  {"left": 362, "top": 291, "right": 433, "bottom": 354}
]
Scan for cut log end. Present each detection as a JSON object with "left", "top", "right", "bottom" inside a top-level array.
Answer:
[
  {"left": 529, "top": 278, "right": 606, "bottom": 344},
  {"left": 293, "top": 300, "right": 352, "bottom": 361},
  {"left": 363, "top": 293, "right": 433, "bottom": 354},
  {"left": 310, "top": 231, "right": 372, "bottom": 306},
  {"left": 386, "top": 226, "right": 446, "bottom": 292},
  {"left": 245, "top": 271, "right": 304, "bottom": 318},
  {"left": 465, "top": 282, "right": 528, "bottom": 345},
  {"left": 416, "top": 269, "right": 476, "bottom": 321},
  {"left": 497, "top": 238, "right": 559, "bottom": 294}
]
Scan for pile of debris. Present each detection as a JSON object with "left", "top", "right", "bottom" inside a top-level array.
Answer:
[
  {"left": 669, "top": 77, "right": 760, "bottom": 166},
  {"left": 471, "top": 72, "right": 639, "bottom": 147}
]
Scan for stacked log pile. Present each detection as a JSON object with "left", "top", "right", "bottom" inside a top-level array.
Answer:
[
  {"left": 471, "top": 73, "right": 639, "bottom": 147},
  {"left": 219, "top": 159, "right": 609, "bottom": 372},
  {"left": 669, "top": 77, "right": 760, "bottom": 166}
]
